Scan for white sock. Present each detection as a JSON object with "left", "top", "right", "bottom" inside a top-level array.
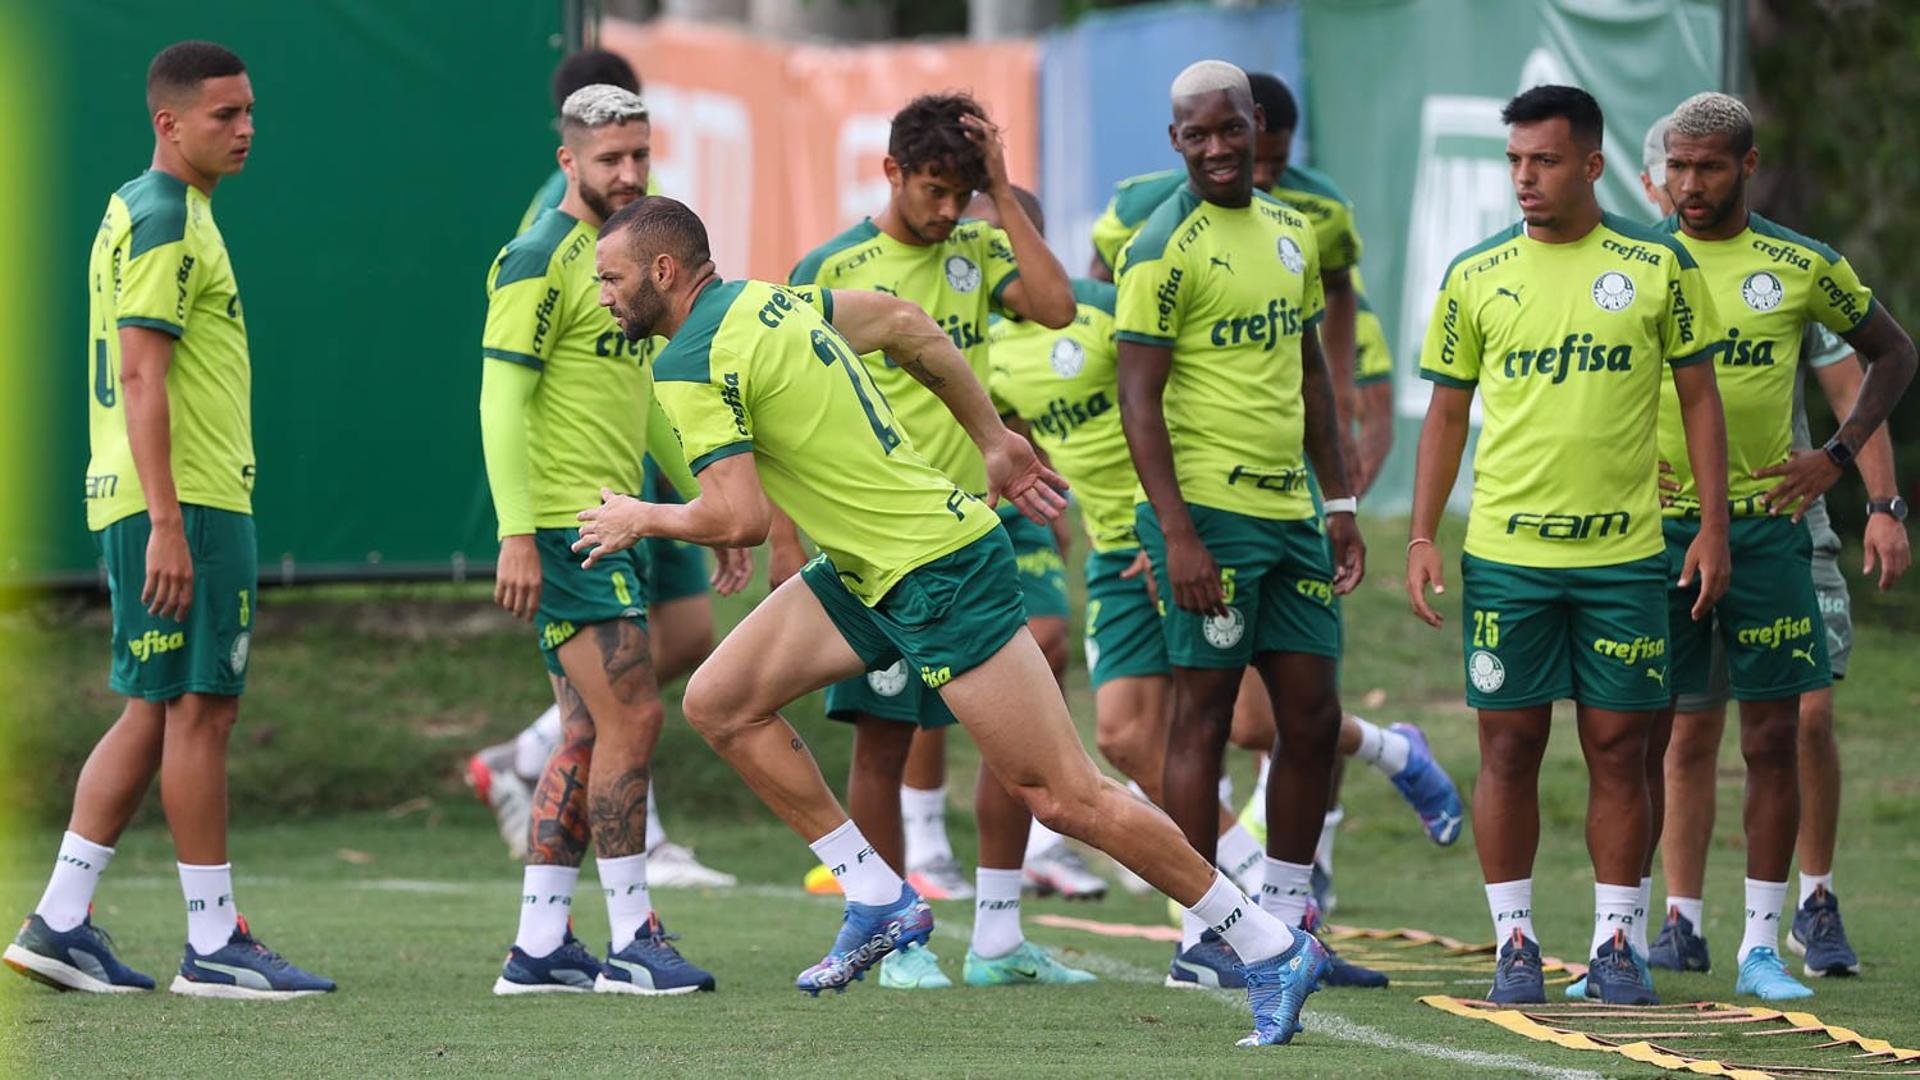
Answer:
[
  {"left": 1218, "top": 774, "right": 1234, "bottom": 805},
  {"left": 1024, "top": 818, "right": 1063, "bottom": 861},
  {"left": 1257, "top": 857, "right": 1314, "bottom": 929},
  {"left": 36, "top": 832, "right": 114, "bottom": 933},
  {"left": 1631, "top": 876, "right": 1653, "bottom": 956},
  {"left": 1180, "top": 909, "right": 1209, "bottom": 950},
  {"left": 900, "top": 785, "right": 952, "bottom": 868},
  {"left": 645, "top": 786, "right": 667, "bottom": 853},
  {"left": 599, "top": 852, "right": 652, "bottom": 951},
  {"left": 1350, "top": 715, "right": 1411, "bottom": 777},
  {"left": 1216, "top": 823, "right": 1264, "bottom": 886},
  {"left": 1486, "top": 878, "right": 1535, "bottom": 945},
  {"left": 971, "top": 868, "right": 1025, "bottom": 959},
  {"left": 1797, "top": 871, "right": 1832, "bottom": 906},
  {"left": 515, "top": 705, "right": 563, "bottom": 781},
  {"left": 179, "top": 863, "right": 238, "bottom": 954},
  {"left": 809, "top": 819, "right": 903, "bottom": 905},
  {"left": 1739, "top": 878, "right": 1788, "bottom": 964},
  {"left": 1591, "top": 881, "right": 1641, "bottom": 958},
  {"left": 1315, "top": 806, "right": 1344, "bottom": 874},
  {"left": 1192, "top": 871, "right": 1293, "bottom": 965},
  {"left": 1668, "top": 895, "right": 1705, "bottom": 929},
  {"left": 515, "top": 864, "right": 579, "bottom": 958}
]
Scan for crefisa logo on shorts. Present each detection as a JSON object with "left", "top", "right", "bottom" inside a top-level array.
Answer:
[
  {"left": 944, "top": 254, "right": 981, "bottom": 293},
  {"left": 1591, "top": 271, "right": 1635, "bottom": 312},
  {"left": 1203, "top": 608, "right": 1246, "bottom": 649},
  {"left": 1468, "top": 648, "right": 1505, "bottom": 693},
  {"left": 866, "top": 659, "right": 909, "bottom": 697}
]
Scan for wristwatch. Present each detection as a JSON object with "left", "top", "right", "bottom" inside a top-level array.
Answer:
[
  {"left": 1867, "top": 496, "right": 1909, "bottom": 523},
  {"left": 1822, "top": 437, "right": 1856, "bottom": 471}
]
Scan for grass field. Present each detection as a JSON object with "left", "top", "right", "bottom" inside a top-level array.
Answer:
[{"left": 2, "top": 515, "right": 1917, "bottom": 1077}]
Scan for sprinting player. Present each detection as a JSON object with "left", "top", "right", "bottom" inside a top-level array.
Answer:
[
  {"left": 4, "top": 42, "right": 333, "bottom": 998},
  {"left": 1407, "top": 84, "right": 1732, "bottom": 1007},
  {"left": 1114, "top": 61, "right": 1384, "bottom": 992},
  {"left": 467, "top": 49, "right": 741, "bottom": 889},
  {"left": 1635, "top": 93, "right": 1915, "bottom": 998},
  {"left": 578, "top": 195, "right": 1331, "bottom": 1046},
  {"left": 479, "top": 85, "right": 714, "bottom": 996},
  {"left": 781, "top": 94, "right": 1097, "bottom": 990}
]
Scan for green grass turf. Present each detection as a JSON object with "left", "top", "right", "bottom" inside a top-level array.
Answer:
[{"left": 1, "top": 515, "right": 1916, "bottom": 1076}]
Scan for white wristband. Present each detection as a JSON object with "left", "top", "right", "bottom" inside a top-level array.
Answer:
[{"left": 1322, "top": 497, "right": 1357, "bottom": 516}]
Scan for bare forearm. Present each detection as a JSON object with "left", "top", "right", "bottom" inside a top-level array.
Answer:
[
  {"left": 1300, "top": 335, "right": 1353, "bottom": 499},
  {"left": 1410, "top": 405, "right": 1467, "bottom": 541},
  {"left": 1358, "top": 382, "right": 1395, "bottom": 496},
  {"left": 1679, "top": 385, "right": 1730, "bottom": 532},
  {"left": 122, "top": 373, "right": 180, "bottom": 524},
  {"left": 997, "top": 195, "right": 1074, "bottom": 328},
  {"left": 1320, "top": 278, "right": 1359, "bottom": 427},
  {"left": 891, "top": 323, "right": 1005, "bottom": 453},
  {"left": 1819, "top": 361, "right": 1901, "bottom": 499},
  {"left": 1119, "top": 388, "right": 1192, "bottom": 536},
  {"left": 1836, "top": 343, "right": 1917, "bottom": 459},
  {"left": 640, "top": 496, "right": 769, "bottom": 549}
]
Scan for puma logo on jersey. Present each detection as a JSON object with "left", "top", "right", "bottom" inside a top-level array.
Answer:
[
  {"left": 1496, "top": 286, "right": 1524, "bottom": 306},
  {"left": 1209, "top": 254, "right": 1234, "bottom": 274}
]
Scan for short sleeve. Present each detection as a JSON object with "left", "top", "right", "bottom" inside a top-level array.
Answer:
[
  {"left": 1419, "top": 269, "right": 1481, "bottom": 387},
  {"left": 981, "top": 226, "right": 1022, "bottom": 315},
  {"left": 1664, "top": 258, "right": 1722, "bottom": 368},
  {"left": 481, "top": 254, "right": 559, "bottom": 371},
  {"left": 116, "top": 217, "right": 199, "bottom": 339},
  {"left": 1807, "top": 252, "right": 1874, "bottom": 336},
  {"left": 788, "top": 283, "right": 833, "bottom": 322},
  {"left": 653, "top": 347, "right": 755, "bottom": 475},
  {"left": 1089, "top": 196, "right": 1131, "bottom": 274},
  {"left": 1299, "top": 224, "right": 1327, "bottom": 327},
  {"left": 1804, "top": 323, "right": 1852, "bottom": 369},
  {"left": 1319, "top": 202, "right": 1364, "bottom": 273},
  {"left": 1113, "top": 241, "right": 1184, "bottom": 348}
]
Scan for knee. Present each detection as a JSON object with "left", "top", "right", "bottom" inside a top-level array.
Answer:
[
  {"left": 1019, "top": 776, "right": 1102, "bottom": 840},
  {"left": 166, "top": 696, "right": 239, "bottom": 740},
  {"left": 1032, "top": 622, "right": 1070, "bottom": 679},
  {"left": 1741, "top": 708, "right": 1799, "bottom": 768},
  {"left": 680, "top": 667, "right": 742, "bottom": 743},
  {"left": 852, "top": 726, "right": 914, "bottom": 781},
  {"left": 1797, "top": 699, "right": 1834, "bottom": 749},
  {"left": 1480, "top": 728, "right": 1548, "bottom": 782},
  {"left": 1094, "top": 718, "right": 1144, "bottom": 778}
]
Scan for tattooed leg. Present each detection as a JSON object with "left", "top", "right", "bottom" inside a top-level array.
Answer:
[
  {"left": 527, "top": 675, "right": 594, "bottom": 866},
  {"left": 558, "top": 619, "right": 665, "bottom": 860}
]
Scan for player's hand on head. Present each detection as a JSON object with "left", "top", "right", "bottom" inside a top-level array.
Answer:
[
  {"left": 985, "top": 428, "right": 1068, "bottom": 525},
  {"left": 1864, "top": 512, "right": 1911, "bottom": 591},
  {"left": 1754, "top": 449, "right": 1842, "bottom": 524},
  {"left": 958, "top": 113, "right": 1010, "bottom": 193},
  {"left": 142, "top": 518, "right": 194, "bottom": 621},
  {"left": 1163, "top": 528, "right": 1225, "bottom": 616},
  {"left": 711, "top": 546, "right": 754, "bottom": 596},
  {"left": 1679, "top": 527, "right": 1731, "bottom": 621},
  {"left": 1405, "top": 539, "right": 1445, "bottom": 628},
  {"left": 1326, "top": 511, "right": 1366, "bottom": 595},
  {"left": 572, "top": 488, "right": 648, "bottom": 569},
  {"left": 493, "top": 533, "right": 542, "bottom": 623}
]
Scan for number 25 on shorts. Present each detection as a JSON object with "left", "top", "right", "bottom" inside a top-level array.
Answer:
[{"left": 1472, "top": 609, "right": 1500, "bottom": 649}]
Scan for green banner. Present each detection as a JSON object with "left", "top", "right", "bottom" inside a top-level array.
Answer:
[{"left": 1304, "top": 0, "right": 1723, "bottom": 510}]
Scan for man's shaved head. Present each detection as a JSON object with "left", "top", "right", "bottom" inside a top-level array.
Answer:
[{"left": 146, "top": 40, "right": 246, "bottom": 113}]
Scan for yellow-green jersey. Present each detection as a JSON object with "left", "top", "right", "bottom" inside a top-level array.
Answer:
[
  {"left": 86, "top": 170, "right": 254, "bottom": 531},
  {"left": 517, "top": 167, "right": 661, "bottom": 235},
  {"left": 1113, "top": 185, "right": 1326, "bottom": 521},
  {"left": 987, "top": 279, "right": 1137, "bottom": 551},
  {"left": 789, "top": 219, "right": 1020, "bottom": 495},
  {"left": 1089, "top": 164, "right": 1364, "bottom": 275},
  {"left": 650, "top": 279, "right": 998, "bottom": 605},
  {"left": 1656, "top": 213, "right": 1875, "bottom": 517},
  {"left": 1420, "top": 212, "right": 1723, "bottom": 569},
  {"left": 1352, "top": 268, "right": 1393, "bottom": 386},
  {"left": 481, "top": 208, "right": 656, "bottom": 534}
]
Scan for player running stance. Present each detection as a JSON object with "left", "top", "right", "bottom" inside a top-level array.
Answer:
[
  {"left": 480, "top": 85, "right": 714, "bottom": 997},
  {"left": 1637, "top": 94, "right": 1914, "bottom": 999},
  {"left": 5, "top": 42, "right": 333, "bottom": 999},
  {"left": 1113, "top": 61, "right": 1383, "bottom": 992},
  {"left": 579, "top": 196, "right": 1329, "bottom": 1046},
  {"left": 1407, "top": 85, "right": 1733, "bottom": 1007}
]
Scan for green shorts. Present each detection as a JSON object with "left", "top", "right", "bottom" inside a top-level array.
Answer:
[
  {"left": 813, "top": 528, "right": 1025, "bottom": 731},
  {"left": 1135, "top": 503, "right": 1341, "bottom": 669},
  {"left": 997, "top": 505, "right": 1069, "bottom": 620},
  {"left": 1664, "top": 517, "right": 1831, "bottom": 704},
  {"left": 1083, "top": 547, "right": 1168, "bottom": 688},
  {"left": 97, "top": 506, "right": 257, "bottom": 701},
  {"left": 535, "top": 527, "right": 649, "bottom": 677},
  {"left": 640, "top": 457, "right": 710, "bottom": 606},
  {"left": 1459, "top": 551, "right": 1670, "bottom": 712}
]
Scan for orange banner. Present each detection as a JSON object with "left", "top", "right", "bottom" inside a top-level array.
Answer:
[{"left": 602, "top": 17, "right": 1038, "bottom": 283}]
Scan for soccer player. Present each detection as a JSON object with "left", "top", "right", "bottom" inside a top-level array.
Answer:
[
  {"left": 579, "top": 195, "right": 1331, "bottom": 1046},
  {"left": 1635, "top": 94, "right": 1914, "bottom": 997},
  {"left": 4, "top": 41, "right": 333, "bottom": 998},
  {"left": 480, "top": 85, "right": 715, "bottom": 996},
  {"left": 1113, "top": 61, "right": 1381, "bottom": 992},
  {"left": 1407, "top": 84, "right": 1732, "bottom": 1007},
  {"left": 782, "top": 93, "right": 1097, "bottom": 989},
  {"left": 466, "top": 48, "right": 742, "bottom": 890}
]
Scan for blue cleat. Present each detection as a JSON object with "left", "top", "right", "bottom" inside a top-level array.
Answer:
[
  {"left": 494, "top": 929, "right": 603, "bottom": 995},
  {"left": 963, "top": 940, "right": 1096, "bottom": 987},
  {"left": 4, "top": 912, "right": 154, "bottom": 993},
  {"left": 1167, "top": 930, "right": 1246, "bottom": 990},
  {"left": 1647, "top": 908, "right": 1712, "bottom": 973},
  {"left": 1236, "top": 927, "right": 1330, "bottom": 1046},
  {"left": 1789, "top": 886, "right": 1860, "bottom": 978},
  {"left": 1735, "top": 946, "right": 1813, "bottom": 1001},
  {"left": 595, "top": 914, "right": 715, "bottom": 995},
  {"left": 1388, "top": 723, "right": 1464, "bottom": 845},
  {"left": 1586, "top": 929, "right": 1657, "bottom": 1005},
  {"left": 1488, "top": 930, "right": 1545, "bottom": 1005},
  {"left": 173, "top": 916, "right": 335, "bottom": 999},
  {"left": 795, "top": 885, "right": 933, "bottom": 996}
]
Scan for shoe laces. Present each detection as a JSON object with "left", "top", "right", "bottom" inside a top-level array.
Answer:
[
  {"left": 230, "top": 918, "right": 291, "bottom": 971},
  {"left": 1804, "top": 903, "right": 1843, "bottom": 945}
]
